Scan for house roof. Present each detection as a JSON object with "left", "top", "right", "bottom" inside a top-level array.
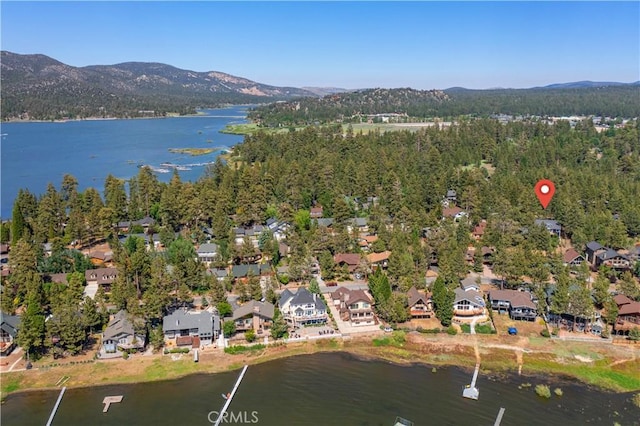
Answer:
[
  {"left": 280, "top": 287, "right": 326, "bottom": 310},
  {"left": 460, "top": 276, "right": 479, "bottom": 291},
  {"left": 598, "top": 249, "right": 628, "bottom": 261},
  {"left": 331, "top": 287, "right": 350, "bottom": 300},
  {"left": 563, "top": 248, "right": 583, "bottom": 263},
  {"left": 207, "top": 268, "right": 228, "bottom": 278},
  {"left": 349, "top": 217, "right": 368, "bottom": 227},
  {"left": 116, "top": 216, "right": 155, "bottom": 228},
  {"left": 454, "top": 288, "right": 485, "bottom": 307},
  {"left": 442, "top": 207, "right": 463, "bottom": 217},
  {"left": 232, "top": 300, "right": 275, "bottom": 321},
  {"left": 314, "top": 218, "right": 334, "bottom": 227},
  {"left": 534, "top": 219, "right": 561, "bottom": 232},
  {"left": 162, "top": 310, "right": 219, "bottom": 334},
  {"left": 586, "top": 241, "right": 603, "bottom": 252},
  {"left": 231, "top": 264, "right": 271, "bottom": 278},
  {"left": 0, "top": 312, "right": 20, "bottom": 337},
  {"left": 334, "top": 253, "right": 361, "bottom": 266},
  {"left": 104, "top": 310, "right": 137, "bottom": 340},
  {"left": 85, "top": 267, "right": 118, "bottom": 284},
  {"left": 367, "top": 251, "right": 391, "bottom": 264},
  {"left": 613, "top": 294, "right": 634, "bottom": 307},
  {"left": 488, "top": 290, "right": 536, "bottom": 309},
  {"left": 332, "top": 287, "right": 370, "bottom": 305},
  {"left": 46, "top": 273, "right": 69, "bottom": 284},
  {"left": 197, "top": 243, "right": 219, "bottom": 254},
  {"left": 618, "top": 302, "right": 640, "bottom": 316},
  {"left": 364, "top": 235, "right": 379, "bottom": 243},
  {"left": 407, "top": 286, "right": 430, "bottom": 307}
]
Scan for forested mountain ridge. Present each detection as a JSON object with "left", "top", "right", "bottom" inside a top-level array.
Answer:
[
  {"left": 0, "top": 51, "right": 316, "bottom": 120},
  {"left": 250, "top": 85, "right": 640, "bottom": 126}
]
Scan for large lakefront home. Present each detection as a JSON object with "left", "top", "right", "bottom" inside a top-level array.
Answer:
[
  {"left": 279, "top": 288, "right": 327, "bottom": 326},
  {"left": 407, "top": 286, "right": 433, "bottom": 318},
  {"left": 232, "top": 300, "right": 275, "bottom": 333},
  {"left": 331, "top": 287, "right": 375, "bottom": 326},
  {"left": 488, "top": 290, "right": 537, "bottom": 321},
  {"left": 162, "top": 310, "right": 220, "bottom": 348},
  {"left": 453, "top": 277, "right": 485, "bottom": 319}
]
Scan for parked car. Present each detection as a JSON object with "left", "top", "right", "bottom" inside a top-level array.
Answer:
[
  {"left": 326, "top": 281, "right": 338, "bottom": 287},
  {"left": 508, "top": 327, "right": 518, "bottom": 335}
]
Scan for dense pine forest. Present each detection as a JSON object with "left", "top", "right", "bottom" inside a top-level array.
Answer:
[
  {"left": 249, "top": 86, "right": 640, "bottom": 126},
  {"left": 3, "top": 116, "right": 640, "bottom": 357}
]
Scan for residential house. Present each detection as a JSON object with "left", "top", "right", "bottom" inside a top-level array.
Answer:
[
  {"left": 346, "top": 217, "right": 368, "bottom": 234},
  {"left": 446, "top": 189, "right": 457, "bottom": 204},
  {"left": 481, "top": 246, "right": 495, "bottom": 264},
  {"left": 101, "top": 310, "right": 145, "bottom": 354},
  {"left": 310, "top": 205, "right": 324, "bottom": 218},
  {"left": 563, "top": 248, "right": 585, "bottom": 267},
  {"left": 207, "top": 268, "right": 229, "bottom": 282},
  {"left": 472, "top": 220, "right": 487, "bottom": 240},
  {"left": 0, "top": 312, "right": 19, "bottom": 355},
  {"left": 233, "top": 225, "right": 264, "bottom": 248},
  {"left": 87, "top": 250, "right": 114, "bottom": 267},
  {"left": 162, "top": 310, "right": 220, "bottom": 348},
  {"left": 85, "top": 267, "right": 118, "bottom": 293},
  {"left": 116, "top": 216, "right": 155, "bottom": 232},
  {"left": 407, "top": 286, "right": 433, "bottom": 318},
  {"left": 614, "top": 300, "right": 640, "bottom": 335},
  {"left": 331, "top": 287, "right": 375, "bottom": 326},
  {"left": 279, "top": 288, "right": 327, "bottom": 326},
  {"left": 488, "top": 290, "right": 537, "bottom": 321},
  {"left": 232, "top": 300, "right": 275, "bottom": 333},
  {"left": 196, "top": 243, "right": 219, "bottom": 265},
  {"left": 442, "top": 206, "right": 467, "bottom": 221},
  {"left": 453, "top": 278, "right": 485, "bottom": 318},
  {"left": 313, "top": 218, "right": 335, "bottom": 229},
  {"left": 119, "top": 233, "right": 162, "bottom": 250},
  {"left": 231, "top": 264, "right": 272, "bottom": 280},
  {"left": 43, "top": 242, "right": 53, "bottom": 257},
  {"left": 358, "top": 235, "right": 379, "bottom": 251},
  {"left": 585, "top": 241, "right": 605, "bottom": 265},
  {"left": 266, "top": 218, "right": 290, "bottom": 241},
  {"left": 334, "top": 253, "right": 361, "bottom": 274},
  {"left": 596, "top": 249, "right": 630, "bottom": 270},
  {"left": 534, "top": 219, "right": 562, "bottom": 238},
  {"left": 367, "top": 251, "right": 391, "bottom": 271}
]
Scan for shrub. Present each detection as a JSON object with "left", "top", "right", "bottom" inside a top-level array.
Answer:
[
  {"left": 224, "top": 344, "right": 266, "bottom": 355},
  {"left": 163, "top": 347, "right": 190, "bottom": 354},
  {"left": 554, "top": 388, "right": 563, "bottom": 396},
  {"left": 122, "top": 352, "right": 129, "bottom": 360},
  {"left": 418, "top": 327, "right": 441, "bottom": 334},
  {"left": 460, "top": 324, "right": 471, "bottom": 333},
  {"left": 475, "top": 323, "right": 495, "bottom": 334},
  {"left": 535, "top": 384, "right": 551, "bottom": 398},
  {"left": 447, "top": 325, "right": 458, "bottom": 335},
  {"left": 245, "top": 329, "right": 257, "bottom": 343},
  {"left": 540, "top": 329, "right": 551, "bottom": 338}
]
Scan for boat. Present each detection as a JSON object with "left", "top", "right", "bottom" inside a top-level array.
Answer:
[
  {"left": 393, "top": 417, "right": 414, "bottom": 426},
  {"left": 176, "top": 166, "right": 192, "bottom": 171},
  {"left": 221, "top": 392, "right": 231, "bottom": 400}
]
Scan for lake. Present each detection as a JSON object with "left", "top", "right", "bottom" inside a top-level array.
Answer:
[
  {"left": 0, "top": 106, "right": 249, "bottom": 219},
  {"left": 2, "top": 352, "right": 639, "bottom": 425}
]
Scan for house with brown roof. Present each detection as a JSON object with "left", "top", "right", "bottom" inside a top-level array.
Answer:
[
  {"left": 331, "top": 287, "right": 375, "bottom": 326},
  {"left": 614, "top": 300, "right": 640, "bottom": 335},
  {"left": 334, "top": 253, "right": 361, "bottom": 273},
  {"left": 472, "top": 220, "right": 487, "bottom": 240},
  {"left": 85, "top": 267, "right": 118, "bottom": 293},
  {"left": 488, "top": 290, "right": 537, "bottom": 321},
  {"left": 366, "top": 251, "right": 391, "bottom": 270},
  {"left": 310, "top": 205, "right": 324, "bottom": 218},
  {"left": 442, "top": 206, "right": 467, "bottom": 221},
  {"left": 407, "top": 286, "right": 433, "bottom": 318},
  {"left": 562, "top": 248, "right": 585, "bottom": 267}
]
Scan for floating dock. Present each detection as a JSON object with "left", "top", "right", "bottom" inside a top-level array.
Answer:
[
  {"left": 45, "top": 387, "right": 66, "bottom": 426},
  {"left": 102, "top": 395, "right": 123, "bottom": 412},
  {"left": 494, "top": 407, "right": 506, "bottom": 426},
  {"left": 462, "top": 363, "right": 480, "bottom": 400},
  {"left": 213, "top": 365, "right": 248, "bottom": 426}
]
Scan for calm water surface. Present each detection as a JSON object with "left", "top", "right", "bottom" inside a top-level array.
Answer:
[
  {"left": 2, "top": 353, "right": 639, "bottom": 426},
  {"left": 0, "top": 106, "right": 248, "bottom": 218}
]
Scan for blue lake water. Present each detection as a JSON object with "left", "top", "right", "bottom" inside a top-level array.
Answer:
[{"left": 0, "top": 106, "right": 249, "bottom": 219}]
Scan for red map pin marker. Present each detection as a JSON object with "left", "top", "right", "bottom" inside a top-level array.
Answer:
[{"left": 535, "top": 179, "right": 555, "bottom": 209}]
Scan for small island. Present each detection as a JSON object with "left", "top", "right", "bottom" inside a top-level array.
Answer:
[{"left": 168, "top": 147, "right": 217, "bottom": 156}]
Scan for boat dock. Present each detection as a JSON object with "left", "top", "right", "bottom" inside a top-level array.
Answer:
[
  {"left": 213, "top": 365, "right": 248, "bottom": 426},
  {"left": 102, "top": 395, "right": 123, "bottom": 412},
  {"left": 45, "top": 387, "right": 66, "bottom": 426},
  {"left": 494, "top": 407, "right": 506, "bottom": 426},
  {"left": 462, "top": 363, "right": 480, "bottom": 400}
]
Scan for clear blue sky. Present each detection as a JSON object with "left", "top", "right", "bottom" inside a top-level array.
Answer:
[{"left": 2, "top": 1, "right": 638, "bottom": 89}]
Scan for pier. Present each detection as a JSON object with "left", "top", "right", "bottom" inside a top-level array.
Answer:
[
  {"left": 462, "top": 363, "right": 480, "bottom": 400},
  {"left": 45, "top": 387, "right": 66, "bottom": 426},
  {"left": 494, "top": 407, "right": 506, "bottom": 426},
  {"left": 213, "top": 365, "right": 248, "bottom": 426},
  {"left": 102, "top": 395, "right": 123, "bottom": 412}
]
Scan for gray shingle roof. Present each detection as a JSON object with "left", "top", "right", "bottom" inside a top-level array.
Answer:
[
  {"left": 231, "top": 264, "right": 271, "bottom": 278},
  {"left": 197, "top": 243, "right": 219, "bottom": 254},
  {"left": 454, "top": 288, "right": 485, "bottom": 307},
  {"left": 586, "top": 241, "right": 603, "bottom": 252},
  {"left": 162, "top": 310, "right": 219, "bottom": 335},
  {"left": 232, "top": 300, "right": 275, "bottom": 321},
  {"left": 0, "top": 312, "right": 20, "bottom": 338},
  {"left": 103, "top": 310, "right": 136, "bottom": 340}
]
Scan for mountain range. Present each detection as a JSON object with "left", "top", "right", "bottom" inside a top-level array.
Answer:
[{"left": 0, "top": 51, "right": 316, "bottom": 120}]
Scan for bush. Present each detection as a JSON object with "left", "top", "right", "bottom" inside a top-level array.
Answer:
[
  {"left": 447, "top": 325, "right": 458, "bottom": 335},
  {"left": 417, "top": 327, "right": 441, "bottom": 334},
  {"left": 554, "top": 388, "right": 563, "bottom": 396},
  {"left": 475, "top": 324, "right": 496, "bottom": 334},
  {"left": 122, "top": 352, "right": 129, "bottom": 360},
  {"left": 224, "top": 344, "right": 266, "bottom": 355},
  {"left": 278, "top": 275, "right": 289, "bottom": 285},
  {"left": 460, "top": 324, "right": 471, "bottom": 333},
  {"left": 540, "top": 329, "right": 551, "bottom": 338},
  {"left": 535, "top": 384, "right": 551, "bottom": 398},
  {"left": 245, "top": 329, "right": 257, "bottom": 343},
  {"left": 163, "top": 347, "right": 190, "bottom": 354}
]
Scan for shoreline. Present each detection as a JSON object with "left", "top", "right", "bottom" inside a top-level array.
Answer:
[{"left": 2, "top": 334, "right": 639, "bottom": 399}]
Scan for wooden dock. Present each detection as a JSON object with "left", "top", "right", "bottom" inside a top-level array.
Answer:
[
  {"left": 213, "top": 365, "right": 248, "bottom": 426},
  {"left": 462, "top": 363, "right": 480, "bottom": 400},
  {"left": 102, "top": 395, "right": 123, "bottom": 412},
  {"left": 45, "top": 387, "right": 66, "bottom": 426},
  {"left": 494, "top": 407, "right": 506, "bottom": 426}
]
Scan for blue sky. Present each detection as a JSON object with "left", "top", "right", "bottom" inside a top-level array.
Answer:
[{"left": 2, "top": 1, "right": 638, "bottom": 89}]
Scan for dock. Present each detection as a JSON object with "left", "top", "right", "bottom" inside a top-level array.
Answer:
[
  {"left": 102, "top": 395, "right": 123, "bottom": 412},
  {"left": 213, "top": 365, "right": 248, "bottom": 426},
  {"left": 462, "top": 363, "right": 480, "bottom": 400},
  {"left": 494, "top": 407, "right": 506, "bottom": 426},
  {"left": 45, "top": 387, "right": 66, "bottom": 426}
]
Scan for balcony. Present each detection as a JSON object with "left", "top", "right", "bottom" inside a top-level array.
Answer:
[{"left": 453, "top": 308, "right": 485, "bottom": 317}]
